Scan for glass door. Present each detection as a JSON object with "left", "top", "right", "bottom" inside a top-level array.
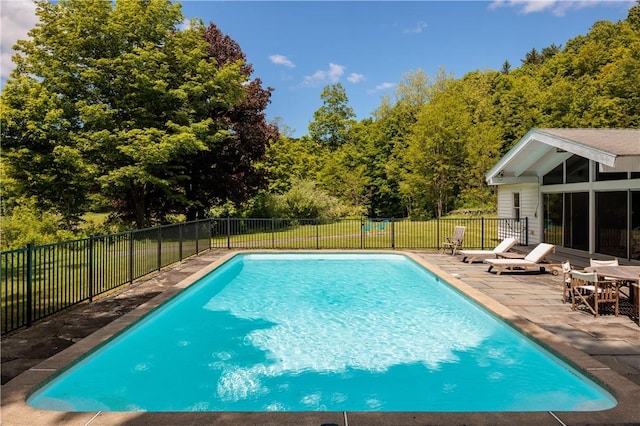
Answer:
[
  {"left": 596, "top": 191, "right": 628, "bottom": 258},
  {"left": 564, "top": 192, "right": 589, "bottom": 251}
]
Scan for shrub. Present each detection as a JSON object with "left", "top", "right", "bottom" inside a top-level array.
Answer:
[{"left": 0, "top": 199, "right": 77, "bottom": 250}]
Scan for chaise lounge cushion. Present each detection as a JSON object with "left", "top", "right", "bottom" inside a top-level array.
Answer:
[
  {"left": 483, "top": 243, "right": 556, "bottom": 275},
  {"left": 458, "top": 238, "right": 518, "bottom": 263}
]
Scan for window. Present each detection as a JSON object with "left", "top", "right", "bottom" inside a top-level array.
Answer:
[
  {"left": 542, "top": 192, "right": 588, "bottom": 250},
  {"left": 596, "top": 191, "right": 627, "bottom": 258},
  {"left": 513, "top": 193, "right": 520, "bottom": 222},
  {"left": 543, "top": 193, "right": 563, "bottom": 245},
  {"left": 542, "top": 163, "right": 563, "bottom": 185},
  {"left": 632, "top": 191, "right": 640, "bottom": 261},
  {"left": 564, "top": 192, "right": 589, "bottom": 251},
  {"left": 595, "top": 165, "right": 627, "bottom": 181},
  {"left": 543, "top": 155, "right": 589, "bottom": 185},
  {"left": 565, "top": 155, "right": 589, "bottom": 183}
]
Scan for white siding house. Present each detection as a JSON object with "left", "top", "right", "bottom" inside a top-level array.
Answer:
[
  {"left": 496, "top": 183, "right": 539, "bottom": 245},
  {"left": 486, "top": 128, "right": 640, "bottom": 261}
]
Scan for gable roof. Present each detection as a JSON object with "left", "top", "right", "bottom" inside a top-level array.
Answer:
[
  {"left": 486, "top": 128, "right": 640, "bottom": 185},
  {"left": 537, "top": 128, "right": 640, "bottom": 155}
]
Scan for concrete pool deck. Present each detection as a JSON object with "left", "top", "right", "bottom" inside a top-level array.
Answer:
[{"left": 1, "top": 250, "right": 639, "bottom": 425}]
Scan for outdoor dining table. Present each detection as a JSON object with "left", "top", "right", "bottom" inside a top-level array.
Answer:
[{"left": 585, "top": 265, "right": 640, "bottom": 326}]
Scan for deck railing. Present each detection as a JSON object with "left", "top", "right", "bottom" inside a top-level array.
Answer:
[{"left": 1, "top": 216, "right": 526, "bottom": 335}]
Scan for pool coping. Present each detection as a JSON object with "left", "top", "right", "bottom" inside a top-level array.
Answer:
[{"left": 2, "top": 249, "right": 640, "bottom": 426}]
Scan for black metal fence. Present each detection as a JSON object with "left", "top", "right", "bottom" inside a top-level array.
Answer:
[
  {"left": 1, "top": 216, "right": 526, "bottom": 335},
  {"left": 1, "top": 219, "right": 211, "bottom": 335},
  {"left": 209, "top": 217, "right": 528, "bottom": 250}
]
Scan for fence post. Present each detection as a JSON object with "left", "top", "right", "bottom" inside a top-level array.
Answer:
[
  {"left": 360, "top": 218, "right": 364, "bottom": 250},
  {"left": 88, "top": 235, "right": 94, "bottom": 302},
  {"left": 481, "top": 218, "right": 485, "bottom": 250},
  {"left": 195, "top": 220, "right": 199, "bottom": 254},
  {"left": 391, "top": 218, "right": 395, "bottom": 249},
  {"left": 179, "top": 223, "right": 183, "bottom": 261},
  {"left": 129, "top": 230, "right": 135, "bottom": 283},
  {"left": 525, "top": 217, "right": 529, "bottom": 246},
  {"left": 271, "top": 218, "right": 275, "bottom": 249},
  {"left": 226, "top": 217, "right": 231, "bottom": 249},
  {"left": 157, "top": 226, "right": 162, "bottom": 271},
  {"left": 316, "top": 218, "right": 320, "bottom": 250},
  {"left": 26, "top": 243, "right": 33, "bottom": 328},
  {"left": 436, "top": 217, "right": 440, "bottom": 251}
]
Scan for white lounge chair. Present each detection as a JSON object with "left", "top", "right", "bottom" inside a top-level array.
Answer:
[
  {"left": 458, "top": 238, "right": 518, "bottom": 263},
  {"left": 484, "top": 243, "right": 557, "bottom": 275}
]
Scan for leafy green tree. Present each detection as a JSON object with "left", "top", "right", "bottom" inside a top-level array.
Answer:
[
  {"left": 456, "top": 71, "right": 502, "bottom": 210},
  {"left": 541, "top": 43, "right": 562, "bottom": 61},
  {"left": 401, "top": 75, "right": 468, "bottom": 218},
  {"left": 501, "top": 60, "right": 511, "bottom": 74},
  {"left": 1, "top": 0, "right": 276, "bottom": 228},
  {"left": 522, "top": 48, "right": 543, "bottom": 66},
  {"left": 364, "top": 69, "right": 439, "bottom": 218},
  {"left": 180, "top": 23, "right": 279, "bottom": 220},
  {"left": 0, "top": 0, "right": 115, "bottom": 227},
  {"left": 629, "top": 2, "right": 640, "bottom": 31},
  {"left": 308, "top": 83, "right": 355, "bottom": 150},
  {"left": 493, "top": 72, "right": 545, "bottom": 151},
  {"left": 263, "top": 134, "right": 321, "bottom": 194},
  {"left": 316, "top": 134, "right": 369, "bottom": 212}
]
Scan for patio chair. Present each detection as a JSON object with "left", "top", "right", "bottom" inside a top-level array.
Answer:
[
  {"left": 375, "top": 219, "right": 389, "bottom": 231},
  {"left": 458, "top": 237, "right": 518, "bottom": 263},
  {"left": 484, "top": 243, "right": 556, "bottom": 275},
  {"left": 590, "top": 257, "right": 630, "bottom": 298},
  {"left": 570, "top": 270, "right": 619, "bottom": 317},
  {"left": 441, "top": 226, "right": 466, "bottom": 255},
  {"left": 590, "top": 258, "right": 619, "bottom": 267}
]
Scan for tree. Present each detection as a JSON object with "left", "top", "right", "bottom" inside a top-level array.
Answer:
[
  {"left": 0, "top": 0, "right": 119, "bottom": 228},
  {"left": 180, "top": 23, "right": 279, "bottom": 220},
  {"left": 0, "top": 0, "right": 276, "bottom": 228},
  {"left": 541, "top": 43, "right": 562, "bottom": 61},
  {"left": 400, "top": 74, "right": 468, "bottom": 218},
  {"left": 522, "top": 48, "right": 543, "bottom": 66},
  {"left": 308, "top": 83, "right": 355, "bottom": 150},
  {"left": 263, "top": 134, "right": 321, "bottom": 194},
  {"left": 358, "top": 69, "right": 441, "bottom": 218},
  {"left": 501, "top": 60, "right": 511, "bottom": 74},
  {"left": 449, "top": 71, "right": 502, "bottom": 210}
]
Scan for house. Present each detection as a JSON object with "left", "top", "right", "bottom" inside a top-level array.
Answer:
[{"left": 485, "top": 128, "right": 640, "bottom": 261}]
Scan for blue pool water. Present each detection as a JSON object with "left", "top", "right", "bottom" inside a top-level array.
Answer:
[{"left": 27, "top": 253, "right": 615, "bottom": 412}]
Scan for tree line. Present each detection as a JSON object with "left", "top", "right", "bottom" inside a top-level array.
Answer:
[{"left": 1, "top": 0, "right": 639, "bottom": 249}]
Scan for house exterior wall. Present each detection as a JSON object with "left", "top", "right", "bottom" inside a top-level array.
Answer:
[{"left": 497, "top": 182, "right": 540, "bottom": 246}]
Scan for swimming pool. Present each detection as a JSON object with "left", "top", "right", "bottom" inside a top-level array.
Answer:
[{"left": 27, "top": 253, "right": 615, "bottom": 412}]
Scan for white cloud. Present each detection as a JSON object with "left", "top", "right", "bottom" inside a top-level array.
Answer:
[
  {"left": 403, "top": 21, "right": 428, "bottom": 34},
  {"left": 1, "top": 0, "right": 39, "bottom": 82},
  {"left": 178, "top": 18, "right": 192, "bottom": 31},
  {"left": 488, "top": 0, "right": 633, "bottom": 17},
  {"left": 347, "top": 73, "right": 365, "bottom": 83},
  {"left": 301, "top": 62, "right": 345, "bottom": 87},
  {"left": 269, "top": 54, "right": 295, "bottom": 68},
  {"left": 368, "top": 82, "right": 396, "bottom": 94}
]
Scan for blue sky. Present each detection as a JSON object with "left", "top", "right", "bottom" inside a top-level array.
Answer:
[
  {"left": 178, "top": 1, "right": 634, "bottom": 137},
  {"left": 1, "top": 1, "right": 635, "bottom": 137}
]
